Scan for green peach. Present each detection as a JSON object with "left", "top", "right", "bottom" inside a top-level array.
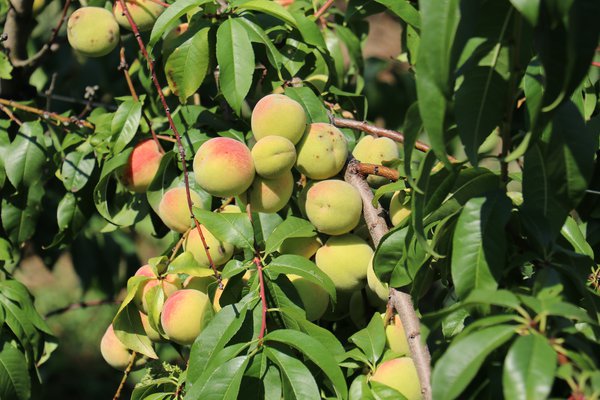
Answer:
[
  {"left": 315, "top": 234, "right": 373, "bottom": 292},
  {"left": 251, "top": 94, "right": 307, "bottom": 144},
  {"left": 305, "top": 179, "right": 362, "bottom": 235},
  {"left": 251, "top": 136, "right": 297, "bottom": 178},
  {"left": 113, "top": 0, "right": 164, "bottom": 32},
  {"left": 370, "top": 357, "right": 422, "bottom": 400},
  {"left": 122, "top": 139, "right": 163, "bottom": 193},
  {"left": 160, "top": 289, "right": 212, "bottom": 345},
  {"left": 193, "top": 137, "right": 255, "bottom": 198},
  {"left": 386, "top": 314, "right": 409, "bottom": 356},
  {"left": 245, "top": 170, "right": 294, "bottom": 213},
  {"left": 158, "top": 187, "right": 203, "bottom": 233},
  {"left": 389, "top": 190, "right": 411, "bottom": 226},
  {"left": 183, "top": 275, "right": 216, "bottom": 293},
  {"left": 366, "top": 256, "right": 389, "bottom": 306},
  {"left": 288, "top": 274, "right": 329, "bottom": 321},
  {"left": 184, "top": 225, "right": 234, "bottom": 266},
  {"left": 67, "top": 7, "right": 120, "bottom": 57},
  {"left": 279, "top": 236, "right": 321, "bottom": 259},
  {"left": 295, "top": 123, "right": 348, "bottom": 180},
  {"left": 352, "top": 135, "right": 399, "bottom": 186}
]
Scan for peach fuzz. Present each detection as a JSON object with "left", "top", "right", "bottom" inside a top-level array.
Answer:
[
  {"left": 352, "top": 135, "right": 399, "bottom": 186},
  {"left": 67, "top": 7, "right": 120, "bottom": 58},
  {"left": 389, "top": 190, "right": 411, "bottom": 226},
  {"left": 305, "top": 179, "right": 362, "bottom": 235},
  {"left": 370, "top": 357, "right": 422, "bottom": 400},
  {"left": 386, "top": 314, "right": 409, "bottom": 356},
  {"left": 158, "top": 187, "right": 203, "bottom": 233},
  {"left": 183, "top": 225, "right": 234, "bottom": 266},
  {"left": 113, "top": 0, "right": 164, "bottom": 32},
  {"left": 279, "top": 236, "right": 321, "bottom": 259},
  {"left": 160, "top": 289, "right": 211, "bottom": 345},
  {"left": 295, "top": 123, "right": 347, "bottom": 180},
  {"left": 122, "top": 139, "right": 163, "bottom": 193},
  {"left": 251, "top": 94, "right": 307, "bottom": 144},
  {"left": 193, "top": 137, "right": 255, "bottom": 197},
  {"left": 288, "top": 274, "right": 329, "bottom": 321},
  {"left": 251, "top": 136, "right": 297, "bottom": 178},
  {"left": 100, "top": 324, "right": 145, "bottom": 370},
  {"left": 245, "top": 170, "right": 294, "bottom": 213}
]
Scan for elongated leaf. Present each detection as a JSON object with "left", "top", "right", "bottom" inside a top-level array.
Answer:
[
  {"left": 185, "top": 356, "right": 249, "bottom": 400},
  {"left": 265, "top": 347, "right": 320, "bottom": 399},
  {"left": 0, "top": 343, "right": 30, "bottom": 400},
  {"left": 113, "top": 303, "right": 158, "bottom": 359},
  {"left": 61, "top": 150, "right": 95, "bottom": 192},
  {"left": 503, "top": 334, "right": 556, "bottom": 400},
  {"left": 348, "top": 313, "right": 386, "bottom": 366},
  {"left": 284, "top": 86, "right": 329, "bottom": 123},
  {"left": 149, "top": 0, "right": 214, "bottom": 48},
  {"left": 375, "top": 0, "right": 420, "bottom": 28},
  {"left": 1, "top": 184, "right": 44, "bottom": 245},
  {"left": 235, "top": 0, "right": 297, "bottom": 28},
  {"left": 431, "top": 324, "right": 516, "bottom": 400},
  {"left": 264, "top": 217, "right": 316, "bottom": 255},
  {"left": 5, "top": 122, "right": 46, "bottom": 188},
  {"left": 111, "top": 99, "right": 142, "bottom": 154},
  {"left": 238, "top": 17, "right": 283, "bottom": 71},
  {"left": 509, "top": 0, "right": 539, "bottom": 25},
  {"left": 267, "top": 255, "right": 336, "bottom": 302},
  {"left": 193, "top": 207, "right": 254, "bottom": 250},
  {"left": 560, "top": 217, "right": 594, "bottom": 258},
  {"left": 216, "top": 18, "right": 255, "bottom": 114}
]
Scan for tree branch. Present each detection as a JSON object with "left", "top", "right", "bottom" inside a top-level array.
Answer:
[
  {"left": 355, "top": 162, "right": 401, "bottom": 182},
  {"left": 0, "top": 97, "right": 94, "bottom": 128},
  {"left": 113, "top": 352, "right": 137, "bottom": 400},
  {"left": 246, "top": 203, "right": 268, "bottom": 343},
  {"left": 314, "top": 0, "right": 334, "bottom": 19}
]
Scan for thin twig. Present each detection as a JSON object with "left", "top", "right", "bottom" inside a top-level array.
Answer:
[
  {"left": 116, "top": 0, "right": 219, "bottom": 281},
  {"left": 113, "top": 352, "right": 137, "bottom": 400},
  {"left": 355, "top": 162, "right": 401, "bottom": 181},
  {"left": 45, "top": 72, "right": 57, "bottom": 110},
  {"left": 156, "top": 134, "right": 176, "bottom": 143},
  {"left": 246, "top": 203, "right": 268, "bottom": 343},
  {"left": 0, "top": 103, "right": 23, "bottom": 126},
  {"left": 0, "top": 98, "right": 94, "bottom": 128},
  {"left": 344, "top": 159, "right": 432, "bottom": 400},
  {"left": 169, "top": 228, "right": 191, "bottom": 263},
  {"left": 314, "top": 0, "right": 334, "bottom": 19}
]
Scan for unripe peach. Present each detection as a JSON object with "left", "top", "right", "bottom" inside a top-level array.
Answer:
[
  {"left": 389, "top": 190, "right": 411, "bottom": 226},
  {"left": 67, "top": 7, "right": 119, "bottom": 57},
  {"left": 133, "top": 265, "right": 182, "bottom": 314},
  {"left": 244, "top": 170, "right": 294, "bottom": 213},
  {"left": 386, "top": 315, "right": 409, "bottom": 356},
  {"left": 305, "top": 180, "right": 362, "bottom": 235},
  {"left": 160, "top": 289, "right": 212, "bottom": 345},
  {"left": 366, "top": 257, "right": 389, "bottom": 305},
  {"left": 113, "top": 0, "right": 164, "bottom": 32},
  {"left": 184, "top": 225, "right": 234, "bottom": 266},
  {"left": 122, "top": 139, "right": 163, "bottom": 193},
  {"left": 251, "top": 136, "right": 297, "bottom": 178},
  {"left": 352, "top": 136, "right": 399, "bottom": 186},
  {"left": 251, "top": 94, "right": 307, "bottom": 144},
  {"left": 183, "top": 275, "right": 216, "bottom": 293},
  {"left": 295, "top": 123, "right": 347, "bottom": 180},
  {"left": 288, "top": 274, "right": 329, "bottom": 321},
  {"left": 158, "top": 187, "right": 203, "bottom": 233},
  {"left": 370, "top": 357, "right": 421, "bottom": 400},
  {"left": 163, "top": 22, "right": 189, "bottom": 53},
  {"left": 100, "top": 324, "right": 145, "bottom": 370},
  {"left": 193, "top": 137, "right": 255, "bottom": 197},
  {"left": 220, "top": 204, "right": 242, "bottom": 213},
  {"left": 279, "top": 236, "right": 321, "bottom": 258},
  {"left": 140, "top": 312, "right": 162, "bottom": 342},
  {"left": 315, "top": 234, "right": 373, "bottom": 292}
]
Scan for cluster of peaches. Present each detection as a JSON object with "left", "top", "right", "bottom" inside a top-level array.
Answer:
[{"left": 99, "top": 93, "right": 418, "bottom": 398}]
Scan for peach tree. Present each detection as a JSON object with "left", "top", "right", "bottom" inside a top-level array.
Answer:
[{"left": 0, "top": 0, "right": 600, "bottom": 399}]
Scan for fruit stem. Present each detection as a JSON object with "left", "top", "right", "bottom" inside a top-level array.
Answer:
[
  {"left": 0, "top": 97, "right": 94, "bottom": 129},
  {"left": 115, "top": 0, "right": 220, "bottom": 280},
  {"left": 112, "top": 351, "right": 137, "bottom": 400}
]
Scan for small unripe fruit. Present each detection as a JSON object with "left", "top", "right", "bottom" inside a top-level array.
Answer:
[
  {"left": 251, "top": 94, "right": 307, "bottom": 144},
  {"left": 193, "top": 137, "right": 255, "bottom": 197},
  {"left": 184, "top": 225, "right": 234, "bottom": 266},
  {"left": 220, "top": 204, "right": 242, "bottom": 213},
  {"left": 305, "top": 180, "right": 362, "bottom": 235},
  {"left": 67, "top": 7, "right": 119, "bottom": 57},
  {"left": 389, "top": 190, "right": 411, "bottom": 226},
  {"left": 251, "top": 136, "right": 297, "bottom": 178},
  {"left": 295, "top": 123, "right": 347, "bottom": 180},
  {"left": 386, "top": 315, "right": 409, "bottom": 356},
  {"left": 370, "top": 357, "right": 422, "bottom": 400},
  {"left": 113, "top": 0, "right": 164, "bottom": 32},
  {"left": 245, "top": 170, "right": 294, "bottom": 213},
  {"left": 122, "top": 139, "right": 163, "bottom": 193},
  {"left": 315, "top": 234, "right": 373, "bottom": 292},
  {"left": 140, "top": 312, "right": 162, "bottom": 342},
  {"left": 100, "top": 324, "right": 145, "bottom": 370},
  {"left": 352, "top": 136, "right": 399, "bottom": 186},
  {"left": 133, "top": 265, "right": 182, "bottom": 314},
  {"left": 161, "top": 289, "right": 211, "bottom": 345},
  {"left": 366, "top": 257, "right": 389, "bottom": 305},
  {"left": 279, "top": 236, "right": 321, "bottom": 259},
  {"left": 158, "top": 187, "right": 203, "bottom": 233},
  {"left": 288, "top": 274, "right": 329, "bottom": 321}
]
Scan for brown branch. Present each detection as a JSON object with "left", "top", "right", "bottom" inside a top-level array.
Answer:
[
  {"left": 156, "top": 134, "right": 177, "bottom": 143},
  {"left": 344, "top": 159, "right": 432, "bottom": 400},
  {"left": 0, "top": 103, "right": 23, "bottom": 126},
  {"left": 314, "top": 0, "right": 334, "bottom": 19},
  {"left": 37, "top": 93, "right": 118, "bottom": 110},
  {"left": 0, "top": 98, "right": 94, "bottom": 128},
  {"left": 45, "top": 72, "right": 57, "bottom": 110},
  {"left": 355, "top": 162, "right": 400, "bottom": 182},
  {"left": 113, "top": 352, "right": 137, "bottom": 400},
  {"left": 115, "top": 0, "right": 219, "bottom": 281},
  {"left": 45, "top": 299, "right": 121, "bottom": 317}
]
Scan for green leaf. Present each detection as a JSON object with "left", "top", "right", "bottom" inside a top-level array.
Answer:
[
  {"left": 560, "top": 217, "right": 594, "bottom": 258},
  {"left": 348, "top": 313, "right": 386, "bottom": 366},
  {"left": 185, "top": 356, "right": 249, "bottom": 400},
  {"left": 112, "top": 303, "right": 158, "bottom": 359},
  {"left": 167, "top": 251, "right": 214, "bottom": 276},
  {"left": 149, "top": 0, "right": 214, "bottom": 49},
  {"left": 216, "top": 18, "right": 255, "bottom": 114},
  {"left": 451, "top": 192, "right": 511, "bottom": 298},
  {"left": 5, "top": 121, "right": 46, "bottom": 188},
  {"left": 503, "top": 334, "right": 556, "bottom": 400},
  {"left": 290, "top": 10, "right": 326, "bottom": 49},
  {"left": 61, "top": 149, "right": 96, "bottom": 192},
  {"left": 264, "top": 329, "right": 348, "bottom": 399},
  {"left": 284, "top": 86, "right": 329, "bottom": 123},
  {"left": 238, "top": 17, "right": 283, "bottom": 71},
  {"left": 432, "top": 324, "right": 517, "bottom": 400},
  {"left": 1, "top": 184, "right": 44, "bottom": 245},
  {"left": 111, "top": 99, "right": 142, "bottom": 154},
  {"left": 296, "top": 319, "right": 345, "bottom": 360},
  {"left": 401, "top": 102, "right": 423, "bottom": 185},
  {"left": 57, "top": 192, "right": 86, "bottom": 232},
  {"left": 374, "top": 0, "right": 420, "bottom": 29},
  {"left": 165, "top": 26, "right": 211, "bottom": 103},
  {"left": 264, "top": 216, "right": 316, "bottom": 255},
  {"left": 265, "top": 347, "right": 320, "bottom": 399},
  {"left": 0, "top": 52, "right": 13, "bottom": 79},
  {"left": 0, "top": 343, "right": 30, "bottom": 400},
  {"left": 509, "top": 0, "right": 539, "bottom": 25},
  {"left": 234, "top": 0, "right": 297, "bottom": 28},
  {"left": 193, "top": 207, "right": 254, "bottom": 250}
]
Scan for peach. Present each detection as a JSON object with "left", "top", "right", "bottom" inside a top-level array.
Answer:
[
  {"left": 140, "top": 312, "right": 161, "bottom": 342},
  {"left": 288, "top": 274, "right": 329, "bottom": 321},
  {"left": 251, "top": 94, "right": 307, "bottom": 144},
  {"left": 67, "top": 7, "right": 120, "bottom": 57},
  {"left": 279, "top": 236, "right": 321, "bottom": 258},
  {"left": 183, "top": 225, "right": 234, "bottom": 266},
  {"left": 305, "top": 180, "right": 362, "bottom": 235},
  {"left": 251, "top": 136, "right": 297, "bottom": 178},
  {"left": 389, "top": 190, "right": 411, "bottom": 226},
  {"left": 295, "top": 123, "right": 348, "bottom": 180},
  {"left": 100, "top": 324, "right": 145, "bottom": 370},
  {"left": 219, "top": 204, "right": 242, "bottom": 213},
  {"left": 386, "top": 315, "right": 409, "bottom": 356},
  {"left": 315, "top": 234, "right": 373, "bottom": 292},
  {"left": 193, "top": 137, "right": 255, "bottom": 197},
  {"left": 163, "top": 22, "right": 189, "bottom": 53},
  {"left": 370, "top": 357, "right": 422, "bottom": 400},
  {"left": 366, "top": 257, "right": 389, "bottom": 305},
  {"left": 122, "top": 139, "right": 163, "bottom": 193},
  {"left": 352, "top": 136, "right": 399, "bottom": 186},
  {"left": 113, "top": 0, "right": 164, "bottom": 32},
  {"left": 244, "top": 170, "right": 294, "bottom": 213},
  {"left": 133, "top": 265, "right": 182, "bottom": 314},
  {"left": 160, "top": 289, "right": 212, "bottom": 345},
  {"left": 184, "top": 275, "right": 216, "bottom": 293},
  {"left": 158, "top": 187, "right": 203, "bottom": 233}
]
